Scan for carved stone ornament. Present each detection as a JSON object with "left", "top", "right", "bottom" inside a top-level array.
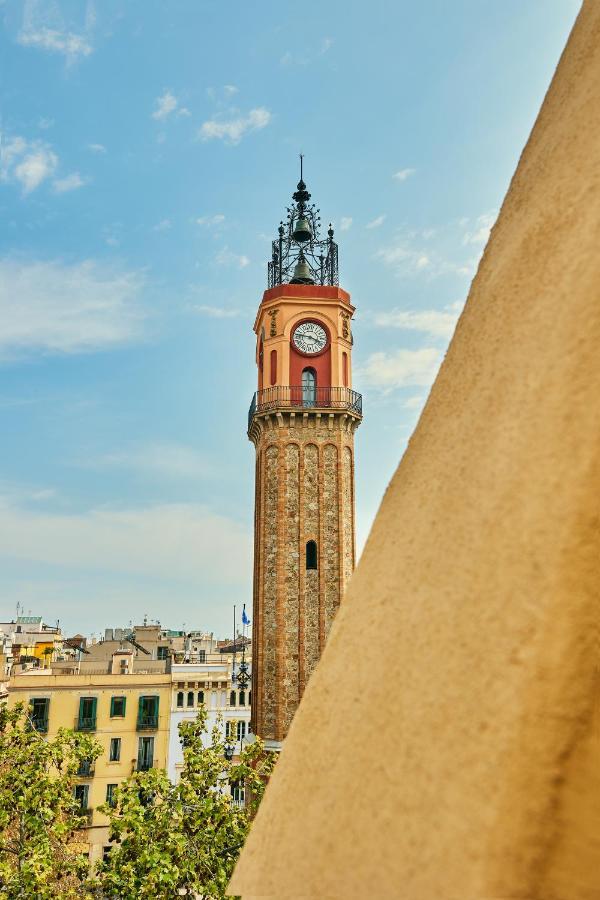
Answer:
[{"left": 269, "top": 309, "right": 278, "bottom": 337}]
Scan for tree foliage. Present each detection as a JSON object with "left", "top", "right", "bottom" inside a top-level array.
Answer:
[
  {"left": 0, "top": 702, "right": 102, "bottom": 900},
  {"left": 89, "top": 707, "right": 274, "bottom": 899}
]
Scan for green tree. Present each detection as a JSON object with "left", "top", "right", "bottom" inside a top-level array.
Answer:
[
  {"left": 0, "top": 702, "right": 102, "bottom": 900},
  {"left": 89, "top": 707, "right": 275, "bottom": 899}
]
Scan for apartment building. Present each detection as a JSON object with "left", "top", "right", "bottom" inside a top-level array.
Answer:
[{"left": 7, "top": 650, "right": 171, "bottom": 867}]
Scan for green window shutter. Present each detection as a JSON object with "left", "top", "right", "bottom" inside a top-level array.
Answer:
[{"left": 110, "top": 696, "right": 126, "bottom": 717}]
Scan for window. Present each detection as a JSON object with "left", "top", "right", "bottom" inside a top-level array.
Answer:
[
  {"left": 137, "top": 696, "right": 159, "bottom": 730},
  {"left": 30, "top": 697, "right": 49, "bottom": 732},
  {"left": 230, "top": 782, "right": 245, "bottom": 807},
  {"left": 109, "top": 737, "right": 121, "bottom": 762},
  {"left": 106, "top": 784, "right": 117, "bottom": 808},
  {"left": 137, "top": 736, "right": 154, "bottom": 771},
  {"left": 342, "top": 351, "right": 348, "bottom": 387},
  {"left": 248, "top": 691, "right": 251, "bottom": 706},
  {"left": 187, "top": 691, "right": 194, "bottom": 707},
  {"left": 157, "top": 646, "right": 169, "bottom": 660},
  {"left": 74, "top": 784, "right": 89, "bottom": 810},
  {"left": 176, "top": 691, "right": 184, "bottom": 708},
  {"left": 302, "top": 367, "right": 316, "bottom": 406},
  {"left": 237, "top": 721, "right": 246, "bottom": 742},
  {"left": 270, "top": 349, "right": 277, "bottom": 385},
  {"left": 110, "top": 696, "right": 126, "bottom": 718},
  {"left": 239, "top": 691, "right": 246, "bottom": 706},
  {"left": 198, "top": 650, "right": 206, "bottom": 663},
  {"left": 197, "top": 690, "right": 204, "bottom": 705},
  {"left": 306, "top": 540, "right": 318, "bottom": 570},
  {"left": 77, "top": 696, "right": 97, "bottom": 731},
  {"left": 230, "top": 690, "right": 236, "bottom": 707},
  {"left": 77, "top": 758, "right": 93, "bottom": 777},
  {"left": 225, "top": 721, "right": 232, "bottom": 739}
]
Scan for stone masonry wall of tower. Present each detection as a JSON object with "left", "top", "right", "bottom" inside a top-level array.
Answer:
[
  {"left": 249, "top": 411, "right": 359, "bottom": 741},
  {"left": 247, "top": 171, "right": 362, "bottom": 745}
]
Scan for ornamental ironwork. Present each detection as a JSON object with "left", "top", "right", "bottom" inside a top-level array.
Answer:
[{"left": 267, "top": 155, "right": 339, "bottom": 289}]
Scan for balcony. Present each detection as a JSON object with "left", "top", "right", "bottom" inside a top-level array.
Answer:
[
  {"left": 75, "top": 716, "right": 97, "bottom": 732},
  {"left": 137, "top": 714, "right": 159, "bottom": 731},
  {"left": 248, "top": 385, "right": 362, "bottom": 429}
]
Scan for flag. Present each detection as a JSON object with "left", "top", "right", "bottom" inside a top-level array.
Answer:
[{"left": 242, "top": 607, "right": 250, "bottom": 626}]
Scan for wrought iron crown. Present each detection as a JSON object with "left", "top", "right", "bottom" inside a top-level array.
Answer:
[{"left": 267, "top": 157, "right": 339, "bottom": 289}]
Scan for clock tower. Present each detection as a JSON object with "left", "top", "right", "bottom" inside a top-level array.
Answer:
[{"left": 247, "top": 163, "right": 362, "bottom": 748}]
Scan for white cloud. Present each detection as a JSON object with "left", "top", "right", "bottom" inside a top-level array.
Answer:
[
  {"left": 223, "top": 84, "right": 238, "bottom": 96},
  {"left": 152, "top": 90, "right": 178, "bottom": 120},
  {"left": 0, "top": 258, "right": 146, "bottom": 359},
  {"left": 0, "top": 496, "right": 251, "bottom": 586},
  {"left": 87, "top": 143, "right": 106, "bottom": 154},
  {"left": 1, "top": 135, "right": 66, "bottom": 194},
  {"left": 215, "top": 247, "right": 250, "bottom": 269},
  {"left": 393, "top": 168, "right": 416, "bottom": 182},
  {"left": 17, "top": 27, "right": 92, "bottom": 62},
  {"left": 357, "top": 347, "right": 442, "bottom": 392},
  {"left": 153, "top": 218, "right": 172, "bottom": 232},
  {"left": 462, "top": 210, "right": 497, "bottom": 245},
  {"left": 14, "top": 146, "right": 58, "bottom": 193},
  {"left": 403, "top": 394, "right": 426, "bottom": 409},
  {"left": 190, "top": 304, "right": 239, "bottom": 319},
  {"left": 321, "top": 37, "right": 333, "bottom": 54},
  {"left": 1, "top": 136, "right": 27, "bottom": 177},
  {"left": 198, "top": 107, "right": 271, "bottom": 145},
  {"left": 340, "top": 217, "right": 353, "bottom": 231},
  {"left": 373, "top": 307, "right": 461, "bottom": 340},
  {"left": 196, "top": 214, "right": 226, "bottom": 227},
  {"left": 367, "top": 215, "right": 386, "bottom": 229},
  {"left": 90, "top": 442, "right": 212, "bottom": 480},
  {"left": 52, "top": 172, "right": 86, "bottom": 194},
  {"left": 376, "top": 234, "right": 476, "bottom": 279}
]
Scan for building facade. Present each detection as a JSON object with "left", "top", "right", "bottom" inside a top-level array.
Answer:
[
  {"left": 168, "top": 661, "right": 251, "bottom": 784},
  {"left": 7, "top": 627, "right": 253, "bottom": 862},
  {"left": 248, "top": 167, "right": 362, "bottom": 747},
  {"left": 7, "top": 659, "right": 171, "bottom": 867}
]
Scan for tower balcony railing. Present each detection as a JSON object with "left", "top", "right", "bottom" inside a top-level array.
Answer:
[{"left": 248, "top": 385, "right": 362, "bottom": 429}]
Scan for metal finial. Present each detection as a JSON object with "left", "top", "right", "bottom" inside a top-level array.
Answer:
[{"left": 300, "top": 153, "right": 304, "bottom": 182}]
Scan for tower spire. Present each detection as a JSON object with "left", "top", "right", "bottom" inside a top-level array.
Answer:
[{"left": 267, "top": 158, "right": 338, "bottom": 288}]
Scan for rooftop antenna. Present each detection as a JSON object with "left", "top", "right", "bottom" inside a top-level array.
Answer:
[{"left": 300, "top": 152, "right": 304, "bottom": 182}]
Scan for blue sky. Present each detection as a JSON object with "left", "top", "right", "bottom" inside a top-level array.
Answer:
[{"left": 0, "top": 0, "right": 580, "bottom": 637}]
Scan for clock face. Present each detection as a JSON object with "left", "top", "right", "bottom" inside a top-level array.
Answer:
[{"left": 293, "top": 321, "right": 327, "bottom": 354}]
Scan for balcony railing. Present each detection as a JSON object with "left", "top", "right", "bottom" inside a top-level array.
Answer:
[
  {"left": 75, "top": 716, "right": 97, "bottom": 732},
  {"left": 137, "top": 714, "right": 159, "bottom": 731},
  {"left": 248, "top": 385, "right": 362, "bottom": 428}
]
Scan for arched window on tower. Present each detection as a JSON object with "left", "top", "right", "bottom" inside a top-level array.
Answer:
[
  {"left": 270, "top": 349, "right": 277, "bottom": 386},
  {"left": 187, "top": 691, "right": 194, "bottom": 707},
  {"left": 306, "top": 540, "right": 318, "bottom": 570},
  {"left": 302, "top": 368, "right": 316, "bottom": 407},
  {"left": 239, "top": 690, "right": 246, "bottom": 706},
  {"left": 342, "top": 352, "right": 348, "bottom": 387}
]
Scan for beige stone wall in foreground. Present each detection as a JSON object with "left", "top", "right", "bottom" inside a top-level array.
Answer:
[{"left": 230, "top": 2, "right": 600, "bottom": 897}]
